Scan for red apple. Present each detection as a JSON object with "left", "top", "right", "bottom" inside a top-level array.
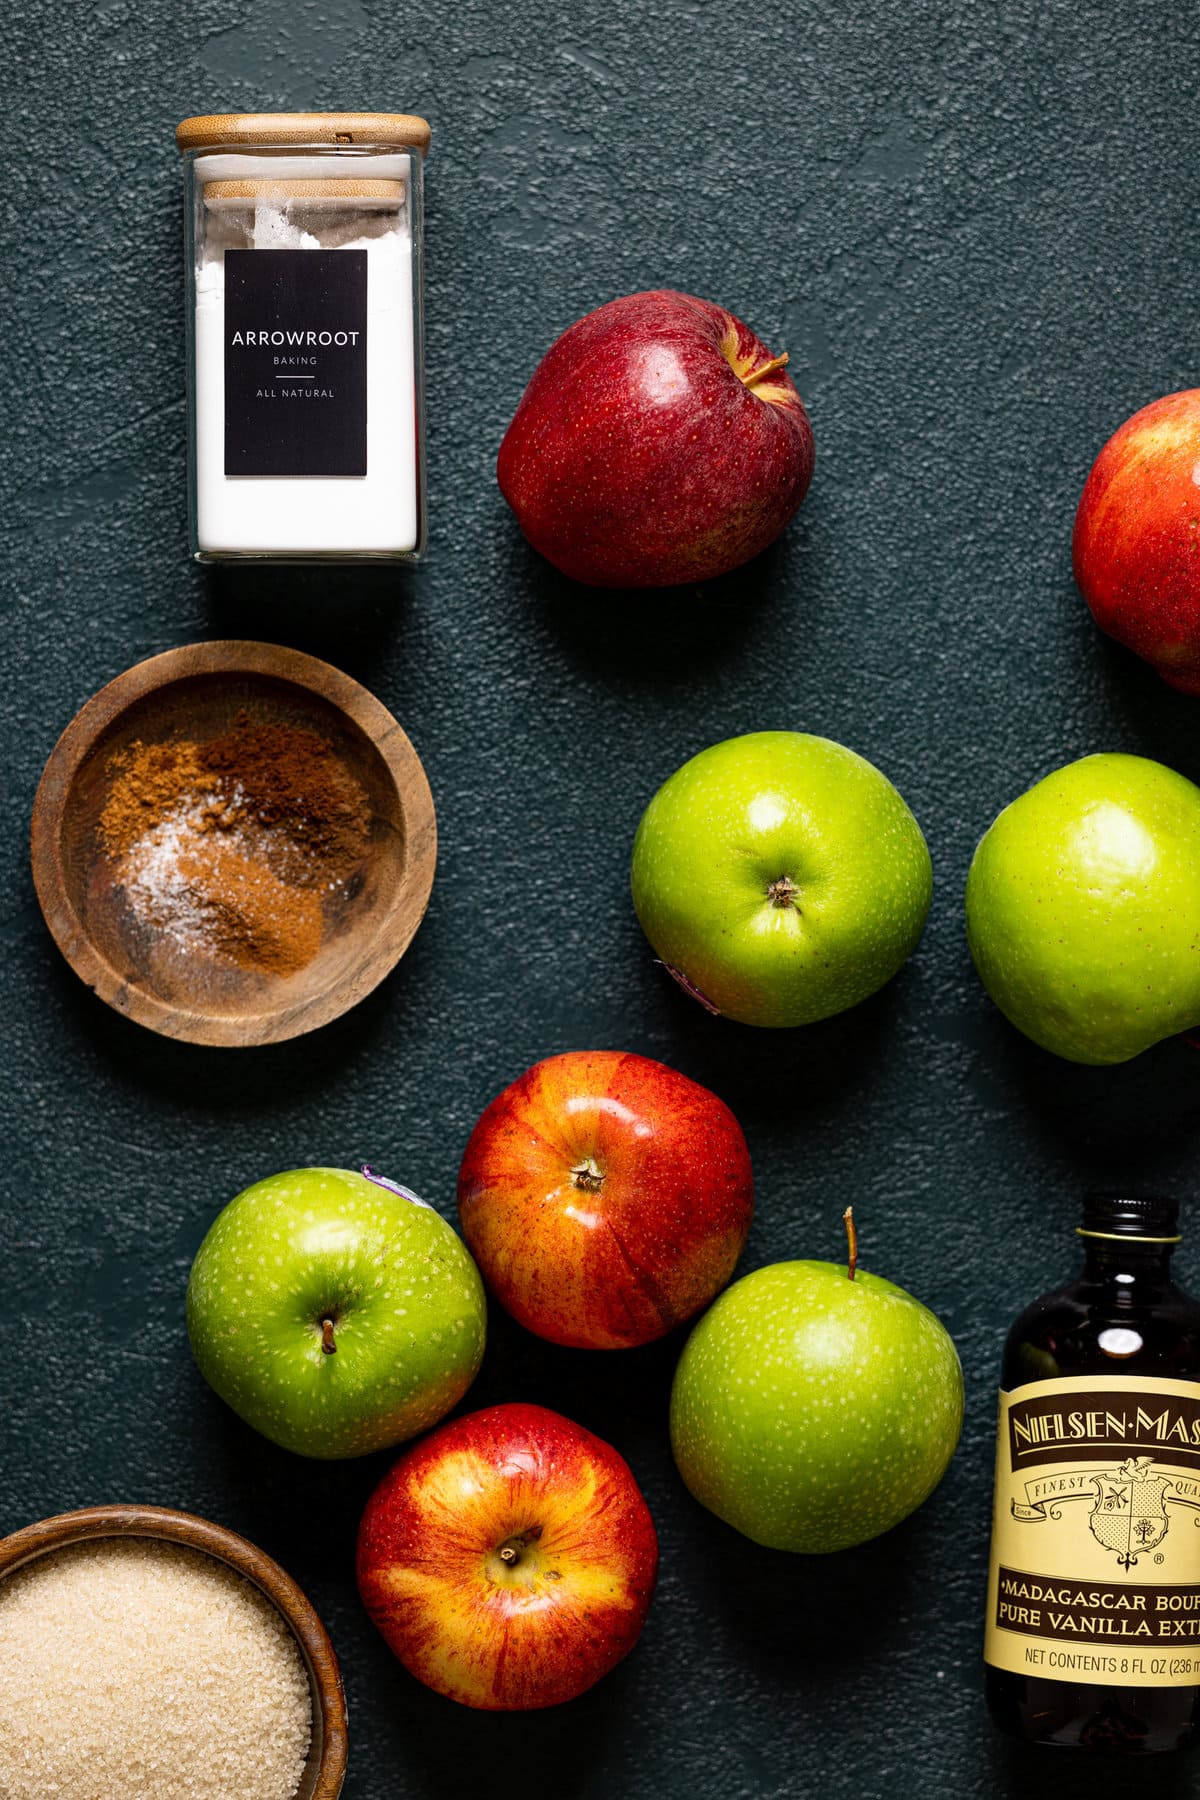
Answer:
[
  {"left": 1073, "top": 388, "right": 1200, "bottom": 694},
  {"left": 457, "top": 1050, "right": 753, "bottom": 1350},
  {"left": 356, "top": 1402, "right": 658, "bottom": 1710},
  {"left": 497, "top": 289, "right": 814, "bottom": 587}
]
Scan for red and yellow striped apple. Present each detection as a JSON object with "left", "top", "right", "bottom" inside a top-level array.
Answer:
[
  {"left": 1073, "top": 389, "right": 1200, "bottom": 693},
  {"left": 356, "top": 1402, "right": 658, "bottom": 1710},
  {"left": 457, "top": 1050, "right": 753, "bottom": 1349}
]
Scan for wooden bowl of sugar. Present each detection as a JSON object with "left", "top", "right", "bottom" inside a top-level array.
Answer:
[
  {"left": 31, "top": 640, "right": 436, "bottom": 1047},
  {"left": 0, "top": 1503, "right": 347, "bottom": 1799}
]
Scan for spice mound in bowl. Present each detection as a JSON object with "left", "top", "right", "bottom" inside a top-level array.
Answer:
[
  {"left": 100, "top": 715, "right": 371, "bottom": 979},
  {"left": 0, "top": 1537, "right": 311, "bottom": 1799},
  {"left": 31, "top": 641, "right": 437, "bottom": 1046}
]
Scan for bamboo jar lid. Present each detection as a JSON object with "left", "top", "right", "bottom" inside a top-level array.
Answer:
[
  {"left": 176, "top": 112, "right": 431, "bottom": 155},
  {"left": 202, "top": 177, "right": 406, "bottom": 209}
]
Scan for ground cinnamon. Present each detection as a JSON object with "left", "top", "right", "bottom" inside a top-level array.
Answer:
[
  {"left": 196, "top": 715, "right": 372, "bottom": 886},
  {"left": 99, "top": 741, "right": 216, "bottom": 854},
  {"left": 99, "top": 713, "right": 372, "bottom": 978}
]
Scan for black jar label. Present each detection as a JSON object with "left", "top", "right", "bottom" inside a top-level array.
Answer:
[
  {"left": 985, "top": 1374, "right": 1200, "bottom": 1687},
  {"left": 224, "top": 250, "right": 367, "bottom": 477}
]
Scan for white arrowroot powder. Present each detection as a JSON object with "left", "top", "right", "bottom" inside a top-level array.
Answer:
[{"left": 191, "top": 154, "right": 418, "bottom": 557}]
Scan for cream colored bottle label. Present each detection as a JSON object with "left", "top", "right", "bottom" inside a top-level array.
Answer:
[{"left": 985, "top": 1374, "right": 1200, "bottom": 1687}]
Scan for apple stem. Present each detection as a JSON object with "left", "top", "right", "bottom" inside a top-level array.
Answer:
[
  {"left": 743, "top": 350, "right": 790, "bottom": 388},
  {"left": 844, "top": 1206, "right": 858, "bottom": 1281},
  {"left": 320, "top": 1317, "right": 337, "bottom": 1354},
  {"left": 495, "top": 1526, "right": 541, "bottom": 1569}
]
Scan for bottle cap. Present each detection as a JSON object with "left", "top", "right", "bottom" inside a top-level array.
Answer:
[{"left": 1077, "top": 1192, "right": 1181, "bottom": 1244}]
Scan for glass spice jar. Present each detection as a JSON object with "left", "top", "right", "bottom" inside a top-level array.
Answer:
[{"left": 175, "top": 111, "right": 429, "bottom": 562}]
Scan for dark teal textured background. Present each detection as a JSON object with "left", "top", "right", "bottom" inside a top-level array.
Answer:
[{"left": 4, "top": 4, "right": 1200, "bottom": 1796}]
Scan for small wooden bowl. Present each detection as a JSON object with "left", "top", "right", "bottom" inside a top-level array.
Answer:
[
  {"left": 0, "top": 1503, "right": 348, "bottom": 1799},
  {"left": 31, "top": 641, "right": 436, "bottom": 1047}
]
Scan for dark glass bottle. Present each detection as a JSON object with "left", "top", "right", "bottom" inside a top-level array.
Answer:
[{"left": 984, "top": 1194, "right": 1200, "bottom": 1753}]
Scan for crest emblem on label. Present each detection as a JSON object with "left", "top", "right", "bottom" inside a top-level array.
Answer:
[{"left": 1089, "top": 1457, "right": 1171, "bottom": 1568}]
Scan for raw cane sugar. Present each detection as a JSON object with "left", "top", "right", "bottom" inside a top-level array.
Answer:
[{"left": 0, "top": 1537, "right": 312, "bottom": 1799}]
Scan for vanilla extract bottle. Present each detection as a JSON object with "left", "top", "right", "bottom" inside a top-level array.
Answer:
[{"left": 985, "top": 1194, "right": 1200, "bottom": 1752}]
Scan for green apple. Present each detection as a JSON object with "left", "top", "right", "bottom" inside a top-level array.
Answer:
[
  {"left": 669, "top": 1250, "right": 963, "bottom": 1553},
  {"left": 965, "top": 753, "right": 1200, "bottom": 1064},
  {"left": 187, "top": 1167, "right": 487, "bottom": 1459},
  {"left": 630, "top": 732, "right": 932, "bottom": 1027}
]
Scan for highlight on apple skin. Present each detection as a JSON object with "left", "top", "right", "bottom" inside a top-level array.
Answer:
[
  {"left": 497, "top": 288, "right": 814, "bottom": 588},
  {"left": 356, "top": 1402, "right": 659, "bottom": 1710},
  {"left": 1073, "top": 388, "right": 1200, "bottom": 694},
  {"left": 457, "top": 1049, "right": 754, "bottom": 1350}
]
